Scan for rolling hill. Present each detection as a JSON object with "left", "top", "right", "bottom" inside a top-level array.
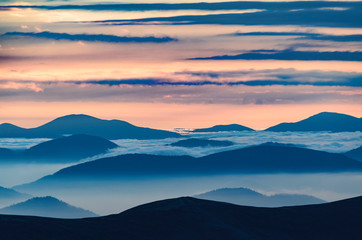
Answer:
[
  {"left": 0, "top": 196, "right": 361, "bottom": 239},
  {"left": 266, "top": 112, "right": 362, "bottom": 132},
  {"left": 0, "top": 114, "right": 181, "bottom": 140},
  {"left": 192, "top": 124, "right": 254, "bottom": 132},
  {"left": 16, "top": 144, "right": 362, "bottom": 192},
  {"left": 194, "top": 187, "right": 325, "bottom": 207},
  {"left": 0, "top": 134, "right": 119, "bottom": 163},
  {"left": 0, "top": 196, "right": 97, "bottom": 218},
  {"left": 344, "top": 146, "right": 362, "bottom": 162},
  {"left": 0, "top": 186, "right": 31, "bottom": 207}
]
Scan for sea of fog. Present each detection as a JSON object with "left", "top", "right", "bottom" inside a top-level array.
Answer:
[
  {"left": 11, "top": 173, "right": 362, "bottom": 215},
  {"left": 0, "top": 131, "right": 361, "bottom": 215}
]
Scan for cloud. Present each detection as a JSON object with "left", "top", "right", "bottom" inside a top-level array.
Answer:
[
  {"left": 189, "top": 49, "right": 362, "bottom": 62},
  {"left": 1, "top": 1, "right": 360, "bottom": 12},
  {"left": 1, "top": 31, "right": 177, "bottom": 43},
  {"left": 229, "top": 32, "right": 362, "bottom": 42},
  {"left": 87, "top": 7, "right": 362, "bottom": 28}
]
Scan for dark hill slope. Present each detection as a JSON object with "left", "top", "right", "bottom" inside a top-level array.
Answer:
[
  {"left": 344, "top": 146, "right": 362, "bottom": 162},
  {"left": 0, "top": 196, "right": 361, "bottom": 240}
]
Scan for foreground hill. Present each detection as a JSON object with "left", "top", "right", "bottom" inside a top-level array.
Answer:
[
  {"left": 195, "top": 187, "right": 325, "bottom": 207},
  {"left": 16, "top": 145, "right": 362, "bottom": 191},
  {"left": 266, "top": 112, "right": 362, "bottom": 132},
  {"left": 169, "top": 138, "right": 234, "bottom": 148},
  {"left": 0, "top": 196, "right": 97, "bottom": 218},
  {"left": 0, "top": 196, "right": 361, "bottom": 240},
  {"left": 192, "top": 124, "right": 254, "bottom": 132},
  {"left": 344, "top": 146, "right": 362, "bottom": 162},
  {"left": 0, "top": 114, "right": 181, "bottom": 140}
]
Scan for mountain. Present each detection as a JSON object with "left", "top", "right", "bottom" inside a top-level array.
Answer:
[
  {"left": 23, "top": 134, "right": 118, "bottom": 163},
  {"left": 0, "top": 196, "right": 361, "bottom": 239},
  {"left": 0, "top": 196, "right": 97, "bottom": 218},
  {"left": 169, "top": 138, "right": 234, "bottom": 148},
  {"left": 266, "top": 112, "right": 362, "bottom": 132},
  {"left": 16, "top": 145, "right": 362, "bottom": 191},
  {"left": 344, "top": 146, "right": 362, "bottom": 162},
  {"left": 0, "top": 114, "right": 181, "bottom": 140},
  {"left": 0, "top": 186, "right": 30, "bottom": 207},
  {"left": 194, "top": 187, "right": 325, "bottom": 207},
  {"left": 192, "top": 124, "right": 254, "bottom": 132}
]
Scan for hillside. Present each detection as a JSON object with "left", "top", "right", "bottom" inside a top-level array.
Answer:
[
  {"left": 192, "top": 124, "right": 254, "bottom": 132},
  {"left": 0, "top": 196, "right": 361, "bottom": 239}
]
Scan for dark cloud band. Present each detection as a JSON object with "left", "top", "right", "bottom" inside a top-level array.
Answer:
[{"left": 1, "top": 31, "right": 177, "bottom": 43}]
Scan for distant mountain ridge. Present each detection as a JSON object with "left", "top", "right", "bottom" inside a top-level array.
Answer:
[
  {"left": 0, "top": 114, "right": 181, "bottom": 140},
  {"left": 192, "top": 124, "right": 254, "bottom": 132},
  {"left": 266, "top": 112, "right": 362, "bottom": 132},
  {"left": 0, "top": 186, "right": 31, "bottom": 207},
  {"left": 344, "top": 146, "right": 362, "bottom": 162},
  {"left": 0, "top": 196, "right": 97, "bottom": 218},
  {"left": 194, "top": 187, "right": 325, "bottom": 207},
  {"left": 16, "top": 144, "right": 362, "bottom": 192},
  {"left": 0, "top": 134, "right": 118, "bottom": 163},
  {"left": 0, "top": 196, "right": 361, "bottom": 239}
]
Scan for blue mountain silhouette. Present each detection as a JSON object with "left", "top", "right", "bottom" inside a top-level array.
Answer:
[
  {"left": 0, "top": 134, "right": 118, "bottom": 163},
  {"left": 266, "top": 112, "right": 362, "bottom": 132},
  {"left": 194, "top": 187, "right": 325, "bottom": 207},
  {"left": 0, "top": 196, "right": 361, "bottom": 239},
  {"left": 0, "top": 196, "right": 97, "bottom": 218},
  {"left": 192, "top": 124, "right": 254, "bottom": 132},
  {"left": 16, "top": 144, "right": 362, "bottom": 192},
  {"left": 344, "top": 146, "right": 362, "bottom": 162},
  {"left": 0, "top": 114, "right": 181, "bottom": 139}
]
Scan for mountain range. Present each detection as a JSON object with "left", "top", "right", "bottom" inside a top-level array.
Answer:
[
  {"left": 0, "top": 114, "right": 181, "bottom": 140},
  {"left": 192, "top": 124, "right": 254, "bottom": 132},
  {"left": 0, "top": 196, "right": 361, "bottom": 239},
  {"left": 0, "top": 196, "right": 97, "bottom": 218},
  {"left": 194, "top": 187, "right": 325, "bottom": 207},
  {"left": 168, "top": 138, "right": 234, "bottom": 148},
  {"left": 16, "top": 144, "right": 362, "bottom": 192},
  {"left": 266, "top": 112, "right": 362, "bottom": 132},
  {"left": 0, "top": 134, "right": 118, "bottom": 163}
]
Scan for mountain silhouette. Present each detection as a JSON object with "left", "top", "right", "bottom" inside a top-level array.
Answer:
[
  {"left": 194, "top": 187, "right": 325, "bottom": 207},
  {"left": 169, "top": 138, "right": 234, "bottom": 148},
  {"left": 16, "top": 145, "right": 362, "bottom": 191},
  {"left": 0, "top": 196, "right": 97, "bottom": 218},
  {"left": 0, "top": 196, "right": 361, "bottom": 239},
  {"left": 0, "top": 186, "right": 31, "bottom": 207},
  {"left": 24, "top": 134, "right": 118, "bottom": 163},
  {"left": 344, "top": 146, "right": 362, "bottom": 162},
  {"left": 0, "top": 114, "right": 181, "bottom": 139},
  {"left": 0, "top": 134, "right": 119, "bottom": 163},
  {"left": 266, "top": 112, "right": 362, "bottom": 132},
  {"left": 192, "top": 124, "right": 254, "bottom": 132}
]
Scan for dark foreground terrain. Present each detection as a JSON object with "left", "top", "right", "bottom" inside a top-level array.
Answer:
[{"left": 0, "top": 196, "right": 361, "bottom": 240}]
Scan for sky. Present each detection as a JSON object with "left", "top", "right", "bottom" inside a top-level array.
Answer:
[{"left": 0, "top": 0, "right": 361, "bottom": 130}]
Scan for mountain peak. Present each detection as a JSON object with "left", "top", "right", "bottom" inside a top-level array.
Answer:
[{"left": 266, "top": 112, "right": 361, "bottom": 132}]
